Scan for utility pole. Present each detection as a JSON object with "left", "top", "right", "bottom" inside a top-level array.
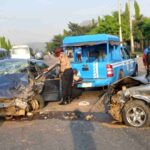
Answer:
[
  {"left": 128, "top": 0, "right": 135, "bottom": 53},
  {"left": 117, "top": 0, "right": 123, "bottom": 46}
]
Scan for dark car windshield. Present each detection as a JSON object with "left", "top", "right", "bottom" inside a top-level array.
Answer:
[
  {"left": 0, "top": 59, "right": 28, "bottom": 75},
  {"left": 30, "top": 59, "right": 49, "bottom": 69},
  {"left": 0, "top": 59, "right": 49, "bottom": 76}
]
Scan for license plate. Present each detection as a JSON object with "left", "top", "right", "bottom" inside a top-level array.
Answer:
[{"left": 81, "top": 83, "right": 92, "bottom": 87}]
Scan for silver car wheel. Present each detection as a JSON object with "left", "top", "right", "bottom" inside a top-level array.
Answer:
[{"left": 126, "top": 107, "right": 146, "bottom": 127}]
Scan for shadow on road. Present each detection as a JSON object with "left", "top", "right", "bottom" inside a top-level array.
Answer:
[{"left": 70, "top": 110, "right": 97, "bottom": 150}]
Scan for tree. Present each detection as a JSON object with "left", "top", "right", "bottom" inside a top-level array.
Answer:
[
  {"left": 121, "top": 4, "right": 130, "bottom": 42},
  {"left": 134, "top": 0, "right": 140, "bottom": 20},
  {"left": 46, "top": 34, "right": 64, "bottom": 52},
  {"left": 46, "top": 1, "right": 149, "bottom": 52},
  {"left": 7, "top": 40, "right": 12, "bottom": 50},
  {"left": 0, "top": 36, "right": 12, "bottom": 50},
  {"left": 124, "top": 3, "right": 129, "bottom": 22},
  {"left": 46, "top": 21, "right": 97, "bottom": 52},
  {"left": 141, "top": 18, "right": 150, "bottom": 40},
  {"left": 89, "top": 14, "right": 119, "bottom": 37}
]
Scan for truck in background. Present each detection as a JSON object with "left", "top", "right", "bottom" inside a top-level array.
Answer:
[{"left": 63, "top": 34, "right": 138, "bottom": 88}]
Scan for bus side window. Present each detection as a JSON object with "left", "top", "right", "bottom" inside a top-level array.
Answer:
[
  {"left": 120, "top": 48, "right": 126, "bottom": 59},
  {"left": 124, "top": 48, "right": 130, "bottom": 59},
  {"left": 98, "top": 50, "right": 105, "bottom": 61},
  {"left": 74, "top": 47, "right": 82, "bottom": 62}
]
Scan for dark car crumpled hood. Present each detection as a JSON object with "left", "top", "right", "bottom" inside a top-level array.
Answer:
[{"left": 0, "top": 73, "right": 28, "bottom": 99}]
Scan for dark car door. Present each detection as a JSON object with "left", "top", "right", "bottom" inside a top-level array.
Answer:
[{"left": 41, "top": 65, "right": 62, "bottom": 102}]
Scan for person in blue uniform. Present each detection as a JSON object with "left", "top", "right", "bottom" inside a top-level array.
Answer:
[{"left": 143, "top": 46, "right": 150, "bottom": 79}]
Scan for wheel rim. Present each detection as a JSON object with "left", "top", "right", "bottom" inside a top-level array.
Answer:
[
  {"left": 126, "top": 107, "right": 147, "bottom": 127},
  {"left": 30, "top": 100, "right": 39, "bottom": 110}
]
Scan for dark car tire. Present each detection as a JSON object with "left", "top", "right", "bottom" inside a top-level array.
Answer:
[
  {"left": 122, "top": 100, "right": 150, "bottom": 127},
  {"left": 132, "top": 65, "right": 138, "bottom": 77},
  {"left": 35, "top": 95, "right": 45, "bottom": 109}
]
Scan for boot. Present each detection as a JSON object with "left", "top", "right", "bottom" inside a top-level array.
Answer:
[
  {"left": 66, "top": 96, "right": 73, "bottom": 104},
  {"left": 59, "top": 97, "right": 68, "bottom": 105}
]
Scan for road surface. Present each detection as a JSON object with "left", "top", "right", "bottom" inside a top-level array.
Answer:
[{"left": 0, "top": 56, "right": 149, "bottom": 150}]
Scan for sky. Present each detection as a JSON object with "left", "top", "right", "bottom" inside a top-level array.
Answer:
[{"left": 0, "top": 0, "right": 150, "bottom": 44}]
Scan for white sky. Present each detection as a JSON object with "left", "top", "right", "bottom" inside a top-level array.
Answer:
[{"left": 0, "top": 0, "right": 149, "bottom": 44}]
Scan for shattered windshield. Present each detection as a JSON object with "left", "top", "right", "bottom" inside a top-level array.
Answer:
[{"left": 0, "top": 59, "right": 28, "bottom": 75}]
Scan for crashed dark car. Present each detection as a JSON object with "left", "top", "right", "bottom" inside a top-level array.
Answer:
[
  {"left": 103, "top": 76, "right": 150, "bottom": 127},
  {"left": 0, "top": 58, "right": 61, "bottom": 118}
]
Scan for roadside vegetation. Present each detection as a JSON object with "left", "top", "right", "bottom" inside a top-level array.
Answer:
[
  {"left": 46, "top": 1, "right": 150, "bottom": 54},
  {"left": 0, "top": 36, "right": 12, "bottom": 51}
]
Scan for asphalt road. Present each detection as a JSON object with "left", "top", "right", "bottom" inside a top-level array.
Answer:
[
  {"left": 0, "top": 56, "right": 149, "bottom": 150},
  {"left": 0, "top": 119, "right": 149, "bottom": 150}
]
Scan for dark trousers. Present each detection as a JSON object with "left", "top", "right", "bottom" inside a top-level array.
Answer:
[
  {"left": 61, "top": 68, "right": 73, "bottom": 100},
  {"left": 146, "top": 65, "right": 150, "bottom": 81},
  {"left": 77, "top": 54, "right": 82, "bottom": 62},
  {"left": 71, "top": 85, "right": 83, "bottom": 99}
]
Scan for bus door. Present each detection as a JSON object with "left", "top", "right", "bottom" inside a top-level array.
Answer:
[
  {"left": 123, "top": 48, "right": 135, "bottom": 75},
  {"left": 120, "top": 48, "right": 130, "bottom": 76}
]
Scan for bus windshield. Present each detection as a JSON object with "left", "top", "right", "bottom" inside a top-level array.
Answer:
[{"left": 11, "top": 46, "right": 31, "bottom": 59}]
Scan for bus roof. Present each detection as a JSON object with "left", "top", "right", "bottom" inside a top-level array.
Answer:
[
  {"left": 63, "top": 34, "right": 120, "bottom": 47},
  {"left": 12, "top": 45, "right": 29, "bottom": 49}
]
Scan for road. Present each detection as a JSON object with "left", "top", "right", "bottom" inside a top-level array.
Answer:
[
  {"left": 0, "top": 119, "right": 149, "bottom": 150},
  {"left": 0, "top": 56, "right": 149, "bottom": 150}
]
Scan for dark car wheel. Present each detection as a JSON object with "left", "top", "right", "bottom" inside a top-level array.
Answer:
[
  {"left": 35, "top": 95, "right": 45, "bottom": 109},
  {"left": 122, "top": 100, "right": 150, "bottom": 127},
  {"left": 30, "top": 95, "right": 45, "bottom": 110}
]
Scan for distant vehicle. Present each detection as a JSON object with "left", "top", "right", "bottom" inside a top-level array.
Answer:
[
  {"left": 0, "top": 48, "right": 9, "bottom": 60},
  {"left": 35, "top": 51, "right": 44, "bottom": 60},
  {"left": 11, "top": 45, "right": 34, "bottom": 59},
  {"left": 63, "top": 34, "right": 138, "bottom": 88}
]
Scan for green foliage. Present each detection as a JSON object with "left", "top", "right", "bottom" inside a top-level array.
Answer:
[
  {"left": 134, "top": 0, "right": 140, "bottom": 20},
  {"left": 46, "top": 34, "right": 64, "bottom": 52},
  {"left": 89, "top": 14, "right": 119, "bottom": 36},
  {"left": 46, "top": 21, "right": 97, "bottom": 52},
  {"left": 140, "top": 18, "right": 150, "bottom": 39},
  {"left": 124, "top": 3, "right": 129, "bottom": 22},
  {"left": 0, "top": 36, "right": 12, "bottom": 50},
  {"left": 65, "top": 22, "right": 97, "bottom": 36},
  {"left": 46, "top": 1, "right": 150, "bottom": 52}
]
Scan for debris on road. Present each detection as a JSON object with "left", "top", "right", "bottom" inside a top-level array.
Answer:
[
  {"left": 85, "top": 114, "right": 94, "bottom": 121},
  {"left": 78, "top": 101, "right": 90, "bottom": 106}
]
